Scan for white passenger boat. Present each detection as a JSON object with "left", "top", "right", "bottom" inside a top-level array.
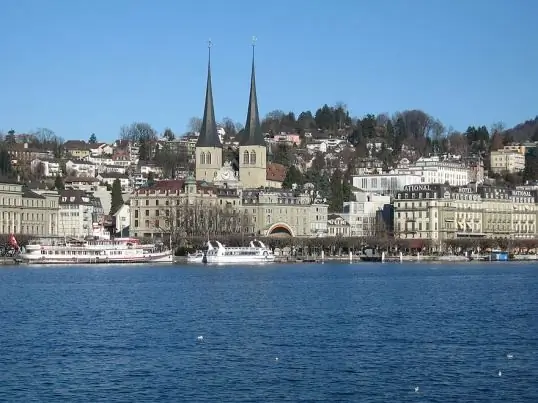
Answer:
[
  {"left": 19, "top": 237, "right": 173, "bottom": 264},
  {"left": 187, "top": 250, "right": 205, "bottom": 263},
  {"left": 203, "top": 240, "right": 275, "bottom": 264}
]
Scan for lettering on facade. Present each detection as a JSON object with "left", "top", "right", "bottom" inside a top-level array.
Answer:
[
  {"left": 403, "top": 184, "right": 431, "bottom": 191},
  {"left": 512, "top": 190, "right": 531, "bottom": 197},
  {"left": 458, "top": 187, "right": 473, "bottom": 193}
]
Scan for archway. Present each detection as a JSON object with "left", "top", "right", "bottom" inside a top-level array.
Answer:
[{"left": 267, "top": 222, "right": 294, "bottom": 237}]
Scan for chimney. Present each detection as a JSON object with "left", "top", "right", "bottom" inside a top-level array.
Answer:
[{"left": 24, "top": 142, "right": 28, "bottom": 149}]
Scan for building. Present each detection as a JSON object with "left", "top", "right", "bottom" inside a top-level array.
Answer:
[
  {"left": 57, "top": 190, "right": 95, "bottom": 238},
  {"left": 393, "top": 183, "right": 538, "bottom": 249},
  {"left": 352, "top": 173, "right": 423, "bottom": 195},
  {"left": 128, "top": 178, "right": 328, "bottom": 239},
  {"left": 397, "top": 155, "right": 470, "bottom": 186},
  {"left": 63, "top": 140, "right": 91, "bottom": 159},
  {"left": 66, "top": 159, "right": 96, "bottom": 177},
  {"left": 0, "top": 179, "right": 59, "bottom": 236},
  {"left": 490, "top": 150, "right": 525, "bottom": 174},
  {"left": 327, "top": 214, "right": 350, "bottom": 237},
  {"left": 30, "top": 158, "right": 61, "bottom": 178},
  {"left": 341, "top": 191, "right": 392, "bottom": 237},
  {"left": 97, "top": 173, "right": 130, "bottom": 190}
]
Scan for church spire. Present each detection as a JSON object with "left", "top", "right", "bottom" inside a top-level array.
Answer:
[
  {"left": 240, "top": 37, "right": 265, "bottom": 147},
  {"left": 196, "top": 40, "right": 222, "bottom": 148}
]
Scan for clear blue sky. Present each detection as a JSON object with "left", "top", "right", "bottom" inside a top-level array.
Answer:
[{"left": 1, "top": 0, "right": 537, "bottom": 142}]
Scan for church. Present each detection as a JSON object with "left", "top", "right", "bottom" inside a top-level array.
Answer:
[{"left": 194, "top": 45, "right": 284, "bottom": 189}]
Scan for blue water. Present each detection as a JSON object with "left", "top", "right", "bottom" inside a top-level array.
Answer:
[{"left": 0, "top": 262, "right": 537, "bottom": 402}]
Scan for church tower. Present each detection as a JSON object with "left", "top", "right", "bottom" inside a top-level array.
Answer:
[
  {"left": 195, "top": 41, "right": 222, "bottom": 183},
  {"left": 239, "top": 39, "right": 267, "bottom": 189}
]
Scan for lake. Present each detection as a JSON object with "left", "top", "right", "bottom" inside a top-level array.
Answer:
[{"left": 0, "top": 262, "right": 537, "bottom": 402}]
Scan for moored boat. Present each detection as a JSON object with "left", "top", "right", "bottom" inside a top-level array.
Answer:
[
  {"left": 203, "top": 240, "right": 275, "bottom": 264},
  {"left": 19, "top": 236, "right": 173, "bottom": 264},
  {"left": 187, "top": 250, "right": 205, "bottom": 263}
]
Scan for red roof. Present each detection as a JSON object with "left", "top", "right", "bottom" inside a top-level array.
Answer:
[{"left": 266, "top": 163, "right": 287, "bottom": 182}]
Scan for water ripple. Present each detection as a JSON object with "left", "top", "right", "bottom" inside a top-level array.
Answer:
[{"left": 0, "top": 262, "right": 537, "bottom": 402}]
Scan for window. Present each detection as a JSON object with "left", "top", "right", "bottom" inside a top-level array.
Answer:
[
  {"left": 200, "top": 152, "right": 206, "bottom": 164},
  {"left": 243, "top": 150, "right": 250, "bottom": 165},
  {"left": 206, "top": 152, "right": 212, "bottom": 164},
  {"left": 250, "top": 151, "right": 256, "bottom": 165}
]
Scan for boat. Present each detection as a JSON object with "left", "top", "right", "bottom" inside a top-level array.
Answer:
[
  {"left": 19, "top": 236, "right": 173, "bottom": 264},
  {"left": 187, "top": 250, "right": 205, "bottom": 263},
  {"left": 203, "top": 240, "right": 275, "bottom": 264}
]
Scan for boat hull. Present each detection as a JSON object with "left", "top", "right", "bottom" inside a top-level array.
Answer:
[
  {"left": 204, "top": 255, "right": 275, "bottom": 264},
  {"left": 20, "top": 252, "right": 173, "bottom": 265}
]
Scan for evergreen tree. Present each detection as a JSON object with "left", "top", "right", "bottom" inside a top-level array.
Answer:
[
  {"left": 110, "top": 178, "right": 124, "bottom": 215},
  {"left": 329, "top": 169, "right": 344, "bottom": 213},
  {"left": 89, "top": 133, "right": 97, "bottom": 144},
  {"left": 54, "top": 175, "right": 65, "bottom": 190},
  {"left": 282, "top": 166, "right": 304, "bottom": 189},
  {"left": 0, "top": 148, "right": 13, "bottom": 177}
]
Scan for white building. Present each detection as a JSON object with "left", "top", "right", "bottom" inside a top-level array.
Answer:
[
  {"left": 113, "top": 204, "right": 130, "bottom": 236},
  {"left": 352, "top": 173, "right": 423, "bottom": 194},
  {"left": 97, "top": 173, "right": 130, "bottom": 191},
  {"left": 66, "top": 159, "right": 96, "bottom": 178},
  {"left": 30, "top": 158, "right": 61, "bottom": 177},
  {"left": 397, "top": 155, "right": 469, "bottom": 186},
  {"left": 341, "top": 191, "right": 392, "bottom": 237},
  {"left": 490, "top": 150, "right": 525, "bottom": 174},
  {"left": 57, "top": 190, "right": 95, "bottom": 238}
]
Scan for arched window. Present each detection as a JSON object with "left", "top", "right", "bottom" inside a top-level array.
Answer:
[
  {"left": 243, "top": 150, "right": 250, "bottom": 165},
  {"left": 250, "top": 151, "right": 256, "bottom": 165},
  {"left": 200, "top": 152, "right": 205, "bottom": 165},
  {"left": 206, "top": 152, "right": 212, "bottom": 165}
]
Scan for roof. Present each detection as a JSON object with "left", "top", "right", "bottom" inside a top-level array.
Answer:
[
  {"left": 22, "top": 188, "right": 46, "bottom": 199},
  {"left": 64, "top": 140, "right": 90, "bottom": 150},
  {"left": 99, "top": 172, "right": 129, "bottom": 179},
  {"left": 266, "top": 163, "right": 287, "bottom": 182},
  {"left": 239, "top": 55, "right": 265, "bottom": 147},
  {"left": 64, "top": 176, "right": 99, "bottom": 183},
  {"left": 196, "top": 51, "right": 222, "bottom": 149},
  {"left": 59, "top": 189, "right": 93, "bottom": 205}
]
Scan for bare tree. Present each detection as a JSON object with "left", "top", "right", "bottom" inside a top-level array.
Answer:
[
  {"left": 187, "top": 117, "right": 203, "bottom": 133},
  {"left": 119, "top": 122, "right": 158, "bottom": 143},
  {"left": 152, "top": 198, "right": 252, "bottom": 246},
  {"left": 490, "top": 121, "right": 506, "bottom": 135}
]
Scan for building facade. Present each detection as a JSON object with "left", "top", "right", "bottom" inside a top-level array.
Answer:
[
  {"left": 393, "top": 183, "right": 538, "bottom": 249},
  {"left": 490, "top": 150, "right": 525, "bottom": 174},
  {"left": 0, "top": 180, "right": 59, "bottom": 236}
]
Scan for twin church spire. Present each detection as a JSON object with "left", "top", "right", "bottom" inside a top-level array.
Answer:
[{"left": 195, "top": 38, "right": 265, "bottom": 149}]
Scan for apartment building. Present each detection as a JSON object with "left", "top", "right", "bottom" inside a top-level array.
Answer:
[{"left": 490, "top": 150, "right": 525, "bottom": 174}]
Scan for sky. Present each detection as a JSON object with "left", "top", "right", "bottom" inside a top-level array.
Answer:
[{"left": 1, "top": 0, "right": 537, "bottom": 142}]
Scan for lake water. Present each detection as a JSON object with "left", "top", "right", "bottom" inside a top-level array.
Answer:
[{"left": 0, "top": 262, "right": 537, "bottom": 402}]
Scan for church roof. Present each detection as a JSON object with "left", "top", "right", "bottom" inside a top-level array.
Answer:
[
  {"left": 239, "top": 45, "right": 265, "bottom": 147},
  {"left": 196, "top": 45, "right": 222, "bottom": 149}
]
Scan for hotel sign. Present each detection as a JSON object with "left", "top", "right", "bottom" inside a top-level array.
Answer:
[
  {"left": 511, "top": 190, "right": 532, "bottom": 197},
  {"left": 457, "top": 187, "right": 473, "bottom": 193},
  {"left": 403, "top": 184, "right": 431, "bottom": 191}
]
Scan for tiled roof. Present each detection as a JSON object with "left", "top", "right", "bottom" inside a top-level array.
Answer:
[{"left": 266, "top": 163, "right": 287, "bottom": 182}]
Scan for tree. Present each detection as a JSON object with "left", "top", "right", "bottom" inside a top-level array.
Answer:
[
  {"left": 329, "top": 169, "right": 344, "bottom": 212},
  {"left": 54, "top": 175, "right": 65, "bottom": 190},
  {"left": 89, "top": 133, "right": 97, "bottom": 144},
  {"left": 188, "top": 117, "right": 202, "bottom": 133},
  {"left": 120, "top": 122, "right": 158, "bottom": 161},
  {"left": 523, "top": 148, "right": 538, "bottom": 182},
  {"left": 163, "top": 128, "right": 175, "bottom": 141},
  {"left": 282, "top": 166, "right": 304, "bottom": 189},
  {"left": 271, "top": 144, "right": 295, "bottom": 167},
  {"left": 0, "top": 148, "right": 13, "bottom": 177},
  {"left": 221, "top": 118, "right": 237, "bottom": 140},
  {"left": 110, "top": 179, "right": 124, "bottom": 215}
]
